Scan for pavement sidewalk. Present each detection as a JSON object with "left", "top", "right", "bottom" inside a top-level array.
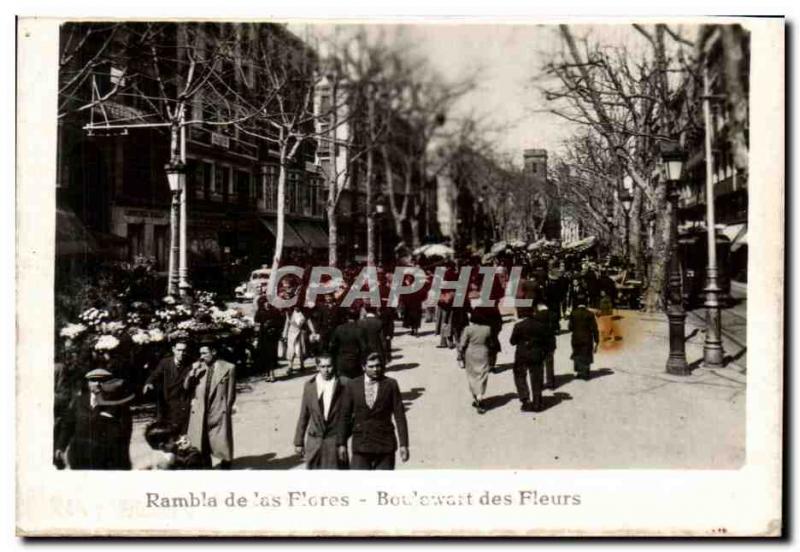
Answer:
[{"left": 130, "top": 309, "right": 745, "bottom": 470}]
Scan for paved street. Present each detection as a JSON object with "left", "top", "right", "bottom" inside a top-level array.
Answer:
[
  {"left": 688, "top": 280, "right": 747, "bottom": 369},
  {"left": 130, "top": 308, "right": 745, "bottom": 470}
]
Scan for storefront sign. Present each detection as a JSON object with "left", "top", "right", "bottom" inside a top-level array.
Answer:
[{"left": 211, "top": 132, "right": 230, "bottom": 149}]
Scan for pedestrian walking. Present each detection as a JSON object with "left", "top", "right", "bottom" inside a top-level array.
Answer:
[
  {"left": 282, "top": 306, "right": 317, "bottom": 375},
  {"left": 254, "top": 297, "right": 285, "bottom": 382},
  {"left": 54, "top": 367, "right": 135, "bottom": 470},
  {"left": 344, "top": 353, "right": 409, "bottom": 470},
  {"left": 510, "top": 299, "right": 556, "bottom": 413},
  {"left": 357, "top": 305, "right": 386, "bottom": 367},
  {"left": 330, "top": 309, "right": 368, "bottom": 379},
  {"left": 568, "top": 296, "right": 600, "bottom": 380},
  {"left": 457, "top": 310, "right": 494, "bottom": 414},
  {"left": 293, "top": 354, "right": 351, "bottom": 470},
  {"left": 184, "top": 340, "right": 236, "bottom": 469}
]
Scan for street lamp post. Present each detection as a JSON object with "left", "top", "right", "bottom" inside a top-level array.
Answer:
[
  {"left": 619, "top": 188, "right": 633, "bottom": 264},
  {"left": 701, "top": 65, "right": 725, "bottom": 368},
  {"left": 165, "top": 161, "right": 184, "bottom": 297},
  {"left": 375, "top": 196, "right": 386, "bottom": 266},
  {"left": 660, "top": 142, "right": 690, "bottom": 376}
]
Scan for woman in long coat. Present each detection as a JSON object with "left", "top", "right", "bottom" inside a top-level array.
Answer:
[
  {"left": 254, "top": 298, "right": 285, "bottom": 382},
  {"left": 457, "top": 310, "right": 493, "bottom": 414},
  {"left": 568, "top": 296, "right": 600, "bottom": 380},
  {"left": 283, "top": 306, "right": 317, "bottom": 375}
]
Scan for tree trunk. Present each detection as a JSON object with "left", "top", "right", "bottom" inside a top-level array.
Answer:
[
  {"left": 366, "top": 148, "right": 375, "bottom": 267},
  {"left": 641, "top": 181, "right": 671, "bottom": 312},
  {"left": 272, "top": 147, "right": 287, "bottom": 272},
  {"left": 410, "top": 216, "right": 421, "bottom": 250},
  {"left": 627, "top": 187, "right": 641, "bottom": 270},
  {"left": 327, "top": 203, "right": 338, "bottom": 267}
]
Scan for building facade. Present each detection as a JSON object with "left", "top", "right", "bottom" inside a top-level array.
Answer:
[{"left": 57, "top": 22, "right": 328, "bottom": 289}]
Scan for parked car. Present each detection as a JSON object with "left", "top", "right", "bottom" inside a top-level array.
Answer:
[{"left": 235, "top": 266, "right": 272, "bottom": 301}]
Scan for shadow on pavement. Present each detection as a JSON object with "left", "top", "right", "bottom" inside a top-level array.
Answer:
[
  {"left": 492, "top": 362, "right": 514, "bottom": 374},
  {"left": 390, "top": 362, "right": 420, "bottom": 372},
  {"left": 588, "top": 368, "right": 615, "bottom": 381},
  {"left": 401, "top": 386, "right": 426, "bottom": 409},
  {"left": 725, "top": 348, "right": 747, "bottom": 365},
  {"left": 276, "top": 366, "right": 315, "bottom": 382},
  {"left": 685, "top": 328, "right": 701, "bottom": 342},
  {"left": 539, "top": 391, "right": 572, "bottom": 412},
  {"left": 552, "top": 373, "right": 575, "bottom": 389},
  {"left": 414, "top": 330, "right": 435, "bottom": 338},
  {"left": 233, "top": 452, "right": 304, "bottom": 470},
  {"left": 482, "top": 392, "right": 517, "bottom": 411}
]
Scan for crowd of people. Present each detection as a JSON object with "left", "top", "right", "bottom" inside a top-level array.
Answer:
[{"left": 53, "top": 253, "right": 623, "bottom": 471}]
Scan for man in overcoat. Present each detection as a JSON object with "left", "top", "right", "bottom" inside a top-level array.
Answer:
[
  {"left": 510, "top": 299, "right": 556, "bottom": 412},
  {"left": 185, "top": 340, "right": 236, "bottom": 468},
  {"left": 330, "top": 310, "right": 368, "bottom": 379},
  {"left": 357, "top": 305, "right": 386, "bottom": 367},
  {"left": 344, "top": 353, "right": 409, "bottom": 470},
  {"left": 568, "top": 296, "right": 600, "bottom": 380},
  {"left": 143, "top": 339, "right": 193, "bottom": 434},
  {"left": 54, "top": 368, "right": 135, "bottom": 470},
  {"left": 293, "top": 354, "right": 351, "bottom": 469}
]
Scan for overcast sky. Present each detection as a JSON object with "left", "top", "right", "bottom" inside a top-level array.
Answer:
[{"left": 290, "top": 22, "right": 695, "bottom": 164}]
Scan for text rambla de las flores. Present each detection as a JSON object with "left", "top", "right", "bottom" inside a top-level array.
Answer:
[{"left": 146, "top": 490, "right": 581, "bottom": 509}]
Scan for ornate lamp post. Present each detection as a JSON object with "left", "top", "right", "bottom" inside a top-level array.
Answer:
[
  {"left": 701, "top": 65, "right": 726, "bottom": 368},
  {"left": 164, "top": 161, "right": 184, "bottom": 297},
  {"left": 660, "top": 142, "right": 690, "bottom": 376},
  {"left": 619, "top": 187, "right": 633, "bottom": 264},
  {"left": 374, "top": 196, "right": 386, "bottom": 266}
]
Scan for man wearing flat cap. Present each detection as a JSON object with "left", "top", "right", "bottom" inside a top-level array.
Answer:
[
  {"left": 54, "top": 368, "right": 135, "bottom": 470},
  {"left": 184, "top": 339, "right": 236, "bottom": 468}
]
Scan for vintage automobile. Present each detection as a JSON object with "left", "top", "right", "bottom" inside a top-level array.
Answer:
[{"left": 234, "top": 266, "right": 272, "bottom": 301}]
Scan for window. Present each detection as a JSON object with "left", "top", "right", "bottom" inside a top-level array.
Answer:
[
  {"left": 287, "top": 172, "right": 299, "bottom": 213},
  {"left": 202, "top": 161, "right": 212, "bottom": 200},
  {"left": 236, "top": 170, "right": 251, "bottom": 205},
  {"left": 216, "top": 165, "right": 230, "bottom": 202}
]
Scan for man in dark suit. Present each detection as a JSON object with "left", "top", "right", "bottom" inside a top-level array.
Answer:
[
  {"left": 344, "top": 353, "right": 409, "bottom": 470},
  {"left": 357, "top": 305, "right": 386, "bottom": 367},
  {"left": 330, "top": 310, "right": 368, "bottom": 379},
  {"left": 510, "top": 299, "right": 556, "bottom": 413},
  {"left": 293, "top": 354, "right": 350, "bottom": 469},
  {"left": 55, "top": 368, "right": 135, "bottom": 470},
  {"left": 569, "top": 296, "right": 600, "bottom": 380},
  {"left": 143, "top": 340, "right": 193, "bottom": 434}
]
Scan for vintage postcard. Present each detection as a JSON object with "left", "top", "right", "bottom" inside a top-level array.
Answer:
[{"left": 16, "top": 15, "right": 783, "bottom": 536}]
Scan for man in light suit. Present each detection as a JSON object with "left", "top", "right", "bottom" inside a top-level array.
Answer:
[
  {"left": 293, "top": 354, "right": 350, "bottom": 469},
  {"left": 184, "top": 340, "right": 236, "bottom": 469},
  {"left": 344, "top": 353, "right": 409, "bottom": 470}
]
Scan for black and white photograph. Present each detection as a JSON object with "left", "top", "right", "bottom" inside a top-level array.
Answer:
[{"left": 15, "top": 14, "right": 783, "bottom": 537}]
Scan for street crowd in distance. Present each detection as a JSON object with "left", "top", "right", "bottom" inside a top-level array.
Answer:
[{"left": 54, "top": 247, "right": 627, "bottom": 471}]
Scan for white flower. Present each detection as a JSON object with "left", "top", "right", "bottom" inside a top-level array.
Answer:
[
  {"left": 177, "top": 320, "right": 195, "bottom": 330},
  {"left": 101, "top": 321, "right": 126, "bottom": 334},
  {"left": 94, "top": 335, "right": 120, "bottom": 351},
  {"left": 163, "top": 296, "right": 176, "bottom": 305},
  {"left": 60, "top": 323, "right": 87, "bottom": 339},
  {"left": 131, "top": 330, "right": 151, "bottom": 345},
  {"left": 148, "top": 328, "right": 165, "bottom": 342}
]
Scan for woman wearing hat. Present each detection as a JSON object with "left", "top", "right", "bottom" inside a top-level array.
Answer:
[{"left": 54, "top": 366, "right": 135, "bottom": 470}]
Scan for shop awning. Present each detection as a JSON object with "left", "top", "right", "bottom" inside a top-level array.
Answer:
[
  {"left": 290, "top": 220, "right": 329, "bottom": 249},
  {"left": 259, "top": 218, "right": 306, "bottom": 248},
  {"left": 56, "top": 207, "right": 98, "bottom": 257}
]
